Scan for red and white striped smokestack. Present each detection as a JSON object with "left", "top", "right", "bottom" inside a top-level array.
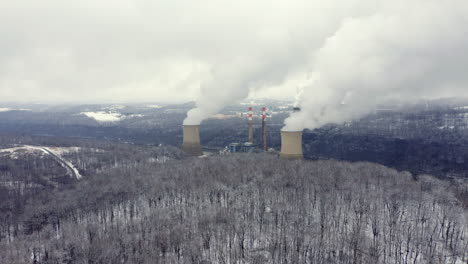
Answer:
[
  {"left": 262, "top": 107, "right": 267, "bottom": 151},
  {"left": 248, "top": 107, "right": 253, "bottom": 143}
]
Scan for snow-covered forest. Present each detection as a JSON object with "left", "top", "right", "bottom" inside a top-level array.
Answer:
[{"left": 1, "top": 151, "right": 466, "bottom": 264}]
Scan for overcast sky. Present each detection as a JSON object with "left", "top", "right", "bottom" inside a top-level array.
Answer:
[
  {"left": 1, "top": 0, "right": 467, "bottom": 107},
  {"left": 0, "top": 0, "right": 382, "bottom": 103}
]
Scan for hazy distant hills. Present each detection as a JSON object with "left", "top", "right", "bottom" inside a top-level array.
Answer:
[
  {"left": 0, "top": 100, "right": 467, "bottom": 263},
  {"left": 0, "top": 99, "right": 468, "bottom": 179}
]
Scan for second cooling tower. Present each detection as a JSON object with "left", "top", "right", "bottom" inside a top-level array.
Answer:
[
  {"left": 280, "top": 131, "right": 304, "bottom": 159},
  {"left": 182, "top": 125, "right": 203, "bottom": 156}
]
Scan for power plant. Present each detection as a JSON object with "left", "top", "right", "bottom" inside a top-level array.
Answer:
[
  {"left": 182, "top": 106, "right": 303, "bottom": 159},
  {"left": 182, "top": 125, "right": 203, "bottom": 156},
  {"left": 224, "top": 106, "right": 266, "bottom": 154}
]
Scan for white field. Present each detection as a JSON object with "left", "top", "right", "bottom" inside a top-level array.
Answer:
[
  {"left": 146, "top": 104, "right": 162, "bottom": 108},
  {"left": 0, "top": 108, "right": 31, "bottom": 112},
  {"left": 81, "top": 111, "right": 145, "bottom": 122},
  {"left": 81, "top": 111, "right": 122, "bottom": 122}
]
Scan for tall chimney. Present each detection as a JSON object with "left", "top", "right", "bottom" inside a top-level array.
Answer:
[
  {"left": 248, "top": 107, "right": 253, "bottom": 143},
  {"left": 182, "top": 125, "right": 203, "bottom": 156},
  {"left": 280, "top": 130, "right": 304, "bottom": 159},
  {"left": 262, "top": 107, "right": 267, "bottom": 151}
]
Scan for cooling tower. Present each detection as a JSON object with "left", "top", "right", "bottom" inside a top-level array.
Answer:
[
  {"left": 182, "top": 125, "right": 203, "bottom": 156},
  {"left": 280, "top": 131, "right": 304, "bottom": 159}
]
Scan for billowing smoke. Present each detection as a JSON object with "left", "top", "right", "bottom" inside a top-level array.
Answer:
[
  {"left": 182, "top": 0, "right": 378, "bottom": 125},
  {"left": 184, "top": 0, "right": 468, "bottom": 126},
  {"left": 284, "top": 0, "right": 468, "bottom": 131},
  {"left": 184, "top": 56, "right": 292, "bottom": 125}
]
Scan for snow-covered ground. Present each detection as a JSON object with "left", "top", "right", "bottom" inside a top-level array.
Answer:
[
  {"left": 0, "top": 146, "right": 82, "bottom": 155},
  {"left": 0, "top": 108, "right": 31, "bottom": 112},
  {"left": 81, "top": 111, "right": 122, "bottom": 122},
  {"left": 46, "top": 146, "right": 82, "bottom": 155},
  {"left": 455, "top": 106, "right": 468, "bottom": 110},
  {"left": 146, "top": 104, "right": 162, "bottom": 108},
  {"left": 80, "top": 111, "right": 145, "bottom": 122},
  {"left": 105, "top": 105, "right": 126, "bottom": 110},
  {"left": 0, "top": 145, "right": 83, "bottom": 179},
  {"left": 26, "top": 146, "right": 83, "bottom": 179},
  {"left": 54, "top": 153, "right": 82, "bottom": 179},
  {"left": 438, "top": 125, "right": 455, "bottom": 130},
  {"left": 0, "top": 147, "right": 28, "bottom": 159},
  {"left": 128, "top": 114, "right": 144, "bottom": 118}
]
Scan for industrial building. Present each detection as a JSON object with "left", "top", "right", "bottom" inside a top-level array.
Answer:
[
  {"left": 182, "top": 106, "right": 304, "bottom": 159},
  {"left": 227, "top": 142, "right": 257, "bottom": 153},
  {"left": 224, "top": 107, "right": 269, "bottom": 154}
]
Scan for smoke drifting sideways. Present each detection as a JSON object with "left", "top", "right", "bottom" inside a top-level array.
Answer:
[{"left": 284, "top": 1, "right": 468, "bottom": 131}]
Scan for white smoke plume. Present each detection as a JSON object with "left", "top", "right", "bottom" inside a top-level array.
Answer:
[
  {"left": 185, "top": 0, "right": 468, "bottom": 126},
  {"left": 294, "top": 86, "right": 304, "bottom": 108},
  {"left": 284, "top": 0, "right": 468, "bottom": 131},
  {"left": 182, "top": 0, "right": 379, "bottom": 125},
  {"left": 184, "top": 55, "right": 296, "bottom": 125}
]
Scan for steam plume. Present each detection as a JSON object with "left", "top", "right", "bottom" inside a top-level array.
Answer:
[
  {"left": 182, "top": 1, "right": 468, "bottom": 127},
  {"left": 184, "top": 58, "right": 257, "bottom": 125},
  {"left": 284, "top": 0, "right": 468, "bottom": 131},
  {"left": 181, "top": 0, "right": 372, "bottom": 125}
]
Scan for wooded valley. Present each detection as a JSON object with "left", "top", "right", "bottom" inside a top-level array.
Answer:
[{"left": 1, "top": 146, "right": 466, "bottom": 263}]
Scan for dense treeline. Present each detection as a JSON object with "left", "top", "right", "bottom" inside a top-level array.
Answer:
[
  {"left": 342, "top": 108, "right": 468, "bottom": 140},
  {"left": 303, "top": 132, "right": 468, "bottom": 179},
  {"left": 1, "top": 154, "right": 466, "bottom": 263},
  {"left": 1, "top": 105, "right": 468, "bottom": 180},
  {"left": 0, "top": 134, "right": 187, "bottom": 246},
  {"left": 282, "top": 109, "right": 468, "bottom": 179}
]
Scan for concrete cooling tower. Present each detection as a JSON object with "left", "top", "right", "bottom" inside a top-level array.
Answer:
[
  {"left": 280, "top": 131, "right": 304, "bottom": 159},
  {"left": 182, "top": 125, "right": 203, "bottom": 156}
]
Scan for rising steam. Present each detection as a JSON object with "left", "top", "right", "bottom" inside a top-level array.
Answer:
[
  {"left": 184, "top": 58, "right": 258, "bottom": 125},
  {"left": 284, "top": 1, "right": 468, "bottom": 131},
  {"left": 181, "top": 0, "right": 468, "bottom": 129}
]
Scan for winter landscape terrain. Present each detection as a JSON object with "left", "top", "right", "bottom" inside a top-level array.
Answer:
[
  {"left": 2, "top": 0, "right": 468, "bottom": 263},
  {"left": 0, "top": 99, "right": 467, "bottom": 263}
]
